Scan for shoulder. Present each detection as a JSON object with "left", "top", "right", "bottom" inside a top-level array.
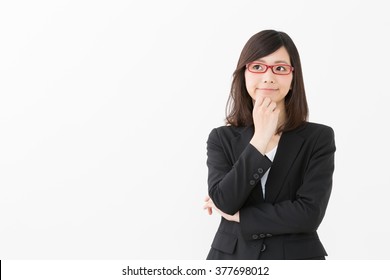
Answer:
[
  {"left": 208, "top": 125, "right": 251, "bottom": 142},
  {"left": 296, "top": 122, "right": 334, "bottom": 137},
  {"left": 294, "top": 122, "right": 336, "bottom": 149}
]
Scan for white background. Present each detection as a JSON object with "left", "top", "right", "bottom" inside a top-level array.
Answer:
[{"left": 0, "top": 0, "right": 389, "bottom": 259}]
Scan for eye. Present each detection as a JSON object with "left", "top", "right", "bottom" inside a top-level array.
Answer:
[
  {"left": 273, "top": 65, "right": 291, "bottom": 74},
  {"left": 249, "top": 63, "right": 265, "bottom": 72},
  {"left": 275, "top": 65, "right": 287, "bottom": 72}
]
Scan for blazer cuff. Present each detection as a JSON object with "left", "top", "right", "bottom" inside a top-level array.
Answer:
[{"left": 239, "top": 143, "right": 273, "bottom": 188}]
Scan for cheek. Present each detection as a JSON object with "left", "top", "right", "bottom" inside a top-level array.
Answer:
[
  {"left": 244, "top": 73, "right": 256, "bottom": 92},
  {"left": 280, "top": 76, "right": 293, "bottom": 91},
  {"left": 288, "top": 76, "right": 293, "bottom": 88},
  {"left": 245, "top": 81, "right": 257, "bottom": 100}
]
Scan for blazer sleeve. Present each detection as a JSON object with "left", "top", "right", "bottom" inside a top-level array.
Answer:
[
  {"left": 239, "top": 126, "right": 336, "bottom": 239},
  {"left": 207, "top": 128, "right": 272, "bottom": 215}
]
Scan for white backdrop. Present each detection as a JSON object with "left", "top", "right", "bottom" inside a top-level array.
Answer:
[{"left": 1, "top": 0, "right": 389, "bottom": 259}]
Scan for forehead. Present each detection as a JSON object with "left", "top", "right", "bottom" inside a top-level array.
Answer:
[{"left": 255, "top": 47, "right": 291, "bottom": 64}]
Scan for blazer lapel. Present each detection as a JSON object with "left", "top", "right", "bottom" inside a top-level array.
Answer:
[{"left": 265, "top": 130, "right": 304, "bottom": 203}]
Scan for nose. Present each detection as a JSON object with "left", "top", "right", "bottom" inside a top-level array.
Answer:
[{"left": 261, "top": 68, "right": 275, "bottom": 83}]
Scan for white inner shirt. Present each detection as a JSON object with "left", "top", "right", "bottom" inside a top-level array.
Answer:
[{"left": 261, "top": 145, "right": 278, "bottom": 198}]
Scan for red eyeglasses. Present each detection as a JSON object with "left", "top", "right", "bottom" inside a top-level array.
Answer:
[{"left": 246, "top": 62, "right": 294, "bottom": 75}]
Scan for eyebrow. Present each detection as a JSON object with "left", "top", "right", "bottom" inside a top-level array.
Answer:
[{"left": 257, "top": 59, "right": 290, "bottom": 64}]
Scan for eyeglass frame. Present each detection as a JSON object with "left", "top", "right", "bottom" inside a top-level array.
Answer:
[{"left": 246, "top": 61, "right": 294, "bottom": 75}]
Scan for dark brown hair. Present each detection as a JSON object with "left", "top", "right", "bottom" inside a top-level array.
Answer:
[{"left": 226, "top": 30, "right": 308, "bottom": 133}]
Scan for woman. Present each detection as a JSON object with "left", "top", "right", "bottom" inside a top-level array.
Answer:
[{"left": 203, "top": 30, "right": 336, "bottom": 260}]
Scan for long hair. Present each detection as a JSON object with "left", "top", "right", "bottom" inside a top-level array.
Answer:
[{"left": 226, "top": 30, "right": 308, "bottom": 133}]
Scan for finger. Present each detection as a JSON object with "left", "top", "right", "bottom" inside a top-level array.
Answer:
[
  {"left": 261, "top": 97, "right": 272, "bottom": 108},
  {"left": 269, "top": 101, "right": 277, "bottom": 111},
  {"left": 253, "top": 94, "right": 264, "bottom": 108},
  {"left": 203, "top": 204, "right": 213, "bottom": 215},
  {"left": 203, "top": 200, "right": 213, "bottom": 209},
  {"left": 206, "top": 197, "right": 214, "bottom": 205}
]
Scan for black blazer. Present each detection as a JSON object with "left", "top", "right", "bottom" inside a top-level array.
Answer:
[{"left": 206, "top": 122, "right": 336, "bottom": 260}]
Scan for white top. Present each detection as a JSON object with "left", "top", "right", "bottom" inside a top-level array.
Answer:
[{"left": 261, "top": 145, "right": 278, "bottom": 198}]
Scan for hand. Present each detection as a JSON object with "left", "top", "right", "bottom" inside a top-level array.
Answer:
[
  {"left": 250, "top": 95, "right": 280, "bottom": 155},
  {"left": 203, "top": 196, "right": 240, "bottom": 223}
]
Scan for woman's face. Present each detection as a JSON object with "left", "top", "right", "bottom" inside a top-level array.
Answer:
[{"left": 244, "top": 46, "right": 293, "bottom": 106}]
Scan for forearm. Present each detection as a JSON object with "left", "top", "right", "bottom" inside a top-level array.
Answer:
[
  {"left": 239, "top": 196, "right": 330, "bottom": 239},
  {"left": 239, "top": 144, "right": 335, "bottom": 239},
  {"left": 208, "top": 143, "right": 272, "bottom": 215}
]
